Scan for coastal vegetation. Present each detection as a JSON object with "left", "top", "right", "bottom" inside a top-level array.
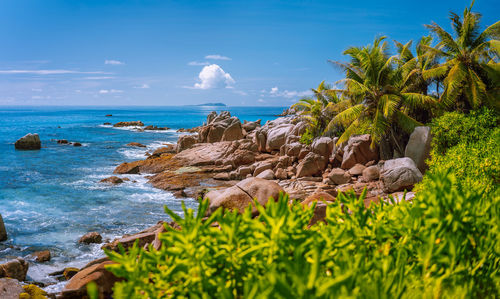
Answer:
[{"left": 98, "top": 2, "right": 499, "bottom": 298}]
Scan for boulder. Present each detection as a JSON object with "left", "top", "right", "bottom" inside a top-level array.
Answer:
[
  {"left": 275, "top": 168, "right": 288, "bottom": 180},
  {"left": 405, "top": 126, "right": 432, "bottom": 173},
  {"left": 256, "top": 169, "right": 275, "bottom": 180},
  {"left": 283, "top": 142, "right": 303, "bottom": 157},
  {"left": 78, "top": 232, "right": 102, "bottom": 244},
  {"left": 328, "top": 168, "right": 351, "bottom": 185},
  {"left": 204, "top": 178, "right": 284, "bottom": 215},
  {"left": 177, "top": 135, "right": 198, "bottom": 153},
  {"left": 126, "top": 142, "right": 146, "bottom": 147},
  {"left": 102, "top": 222, "right": 164, "bottom": 252},
  {"left": 348, "top": 164, "right": 366, "bottom": 176},
  {"left": 149, "top": 145, "right": 176, "bottom": 158},
  {"left": 311, "top": 137, "right": 334, "bottom": 159},
  {"left": 0, "top": 278, "right": 24, "bottom": 299},
  {"left": 254, "top": 129, "right": 267, "bottom": 152},
  {"left": 113, "top": 163, "right": 141, "bottom": 174},
  {"left": 265, "top": 124, "right": 295, "bottom": 152},
  {"left": 62, "top": 259, "right": 122, "bottom": 299},
  {"left": 291, "top": 121, "right": 308, "bottom": 136},
  {"left": 362, "top": 165, "right": 379, "bottom": 181},
  {"left": 14, "top": 133, "right": 41, "bottom": 150},
  {"left": 301, "top": 192, "right": 336, "bottom": 206},
  {"left": 242, "top": 119, "right": 261, "bottom": 132},
  {"left": 0, "top": 258, "right": 29, "bottom": 281},
  {"left": 236, "top": 166, "right": 253, "bottom": 178},
  {"left": 253, "top": 161, "right": 273, "bottom": 177},
  {"left": 57, "top": 139, "right": 69, "bottom": 144},
  {"left": 34, "top": 250, "right": 51, "bottom": 262},
  {"left": 221, "top": 119, "right": 244, "bottom": 141},
  {"left": 72, "top": 142, "right": 82, "bottom": 147},
  {"left": 341, "top": 134, "right": 379, "bottom": 169},
  {"left": 0, "top": 214, "right": 6, "bottom": 242},
  {"left": 113, "top": 121, "right": 144, "bottom": 127},
  {"left": 296, "top": 152, "right": 327, "bottom": 178},
  {"left": 380, "top": 158, "right": 423, "bottom": 192}
]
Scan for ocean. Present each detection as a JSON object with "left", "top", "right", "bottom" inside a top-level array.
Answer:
[{"left": 0, "top": 105, "right": 284, "bottom": 291}]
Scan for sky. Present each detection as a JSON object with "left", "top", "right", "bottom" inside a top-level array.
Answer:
[{"left": 0, "top": 0, "right": 498, "bottom": 106}]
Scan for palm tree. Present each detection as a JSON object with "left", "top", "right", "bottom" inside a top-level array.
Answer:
[
  {"left": 394, "top": 36, "right": 440, "bottom": 122},
  {"left": 328, "top": 36, "right": 436, "bottom": 158},
  {"left": 423, "top": 1, "right": 500, "bottom": 111},
  {"left": 291, "top": 81, "right": 341, "bottom": 137}
]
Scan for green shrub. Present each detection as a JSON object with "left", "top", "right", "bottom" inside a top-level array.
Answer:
[
  {"left": 299, "top": 128, "right": 315, "bottom": 145},
  {"left": 417, "top": 108, "right": 500, "bottom": 197},
  {"left": 429, "top": 108, "right": 498, "bottom": 155},
  {"left": 105, "top": 171, "right": 499, "bottom": 298}
]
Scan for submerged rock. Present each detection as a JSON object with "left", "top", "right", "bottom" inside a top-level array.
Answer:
[
  {"left": 113, "top": 121, "right": 144, "bottom": 127},
  {"left": 100, "top": 176, "right": 128, "bottom": 185},
  {"left": 0, "top": 258, "right": 29, "bottom": 281},
  {"left": 57, "top": 139, "right": 69, "bottom": 144},
  {"left": 78, "top": 232, "right": 102, "bottom": 244},
  {"left": 126, "top": 142, "right": 146, "bottom": 148},
  {"left": 72, "top": 142, "right": 82, "bottom": 147},
  {"left": 14, "top": 133, "right": 41, "bottom": 150},
  {"left": 34, "top": 250, "right": 51, "bottom": 263}
]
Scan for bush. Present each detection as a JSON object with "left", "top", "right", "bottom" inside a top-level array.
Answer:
[
  {"left": 299, "top": 128, "right": 315, "bottom": 145},
  {"left": 105, "top": 171, "right": 499, "bottom": 298},
  {"left": 417, "top": 108, "right": 500, "bottom": 197},
  {"left": 429, "top": 108, "right": 498, "bottom": 155}
]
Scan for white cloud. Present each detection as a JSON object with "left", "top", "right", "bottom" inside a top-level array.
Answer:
[
  {"left": 268, "top": 86, "right": 312, "bottom": 98},
  {"left": 0, "top": 70, "right": 108, "bottom": 75},
  {"left": 188, "top": 61, "right": 210, "bottom": 66},
  {"left": 99, "top": 89, "right": 123, "bottom": 94},
  {"left": 192, "top": 64, "right": 235, "bottom": 89},
  {"left": 31, "top": 88, "right": 42, "bottom": 92},
  {"left": 105, "top": 60, "right": 125, "bottom": 65},
  {"left": 257, "top": 98, "right": 265, "bottom": 103},
  {"left": 205, "top": 54, "right": 231, "bottom": 61},
  {"left": 134, "top": 84, "right": 150, "bottom": 89}
]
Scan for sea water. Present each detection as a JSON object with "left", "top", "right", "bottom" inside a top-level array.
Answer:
[{"left": 0, "top": 105, "right": 284, "bottom": 291}]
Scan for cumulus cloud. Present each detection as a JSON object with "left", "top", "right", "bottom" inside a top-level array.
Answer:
[
  {"left": 134, "top": 84, "right": 150, "bottom": 89},
  {"left": 188, "top": 61, "right": 210, "bottom": 66},
  {"left": 0, "top": 69, "right": 108, "bottom": 75},
  {"left": 205, "top": 54, "right": 231, "bottom": 61},
  {"left": 268, "top": 86, "right": 312, "bottom": 98},
  {"left": 192, "top": 64, "right": 235, "bottom": 89},
  {"left": 99, "top": 89, "right": 123, "bottom": 94},
  {"left": 104, "top": 60, "right": 125, "bottom": 65}
]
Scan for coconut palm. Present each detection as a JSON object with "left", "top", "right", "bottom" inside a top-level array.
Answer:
[
  {"left": 423, "top": 1, "right": 500, "bottom": 111},
  {"left": 394, "top": 36, "right": 440, "bottom": 122},
  {"left": 328, "top": 36, "right": 436, "bottom": 158},
  {"left": 291, "top": 81, "right": 341, "bottom": 137}
]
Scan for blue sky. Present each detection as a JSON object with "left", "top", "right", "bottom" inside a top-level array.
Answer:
[{"left": 0, "top": 0, "right": 498, "bottom": 106}]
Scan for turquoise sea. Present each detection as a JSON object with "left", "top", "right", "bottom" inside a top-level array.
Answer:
[{"left": 0, "top": 105, "right": 284, "bottom": 290}]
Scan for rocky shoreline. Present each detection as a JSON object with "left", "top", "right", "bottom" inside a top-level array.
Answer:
[{"left": 1, "top": 110, "right": 430, "bottom": 298}]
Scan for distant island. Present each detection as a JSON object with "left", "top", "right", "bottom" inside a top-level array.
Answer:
[{"left": 188, "top": 103, "right": 226, "bottom": 107}]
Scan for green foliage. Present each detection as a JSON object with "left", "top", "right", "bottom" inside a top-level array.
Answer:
[
  {"left": 106, "top": 172, "right": 499, "bottom": 298},
  {"left": 428, "top": 108, "right": 499, "bottom": 155},
  {"left": 417, "top": 108, "right": 500, "bottom": 197},
  {"left": 299, "top": 128, "right": 314, "bottom": 145}
]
